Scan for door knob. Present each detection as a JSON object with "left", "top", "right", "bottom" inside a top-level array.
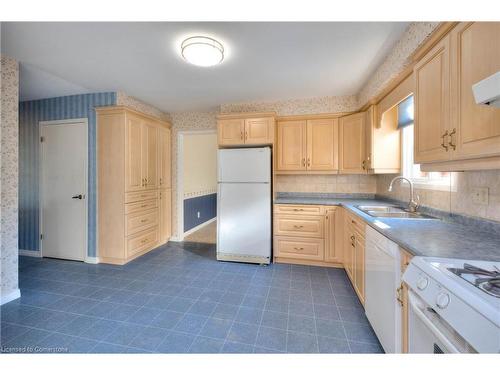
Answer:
[{"left": 72, "top": 194, "right": 83, "bottom": 200}]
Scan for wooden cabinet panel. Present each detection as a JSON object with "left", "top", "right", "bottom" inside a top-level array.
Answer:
[
  {"left": 324, "top": 207, "right": 343, "bottom": 263},
  {"left": 451, "top": 22, "right": 500, "bottom": 160},
  {"left": 306, "top": 119, "right": 338, "bottom": 171},
  {"left": 339, "top": 113, "right": 366, "bottom": 173},
  {"left": 218, "top": 119, "right": 244, "bottom": 146},
  {"left": 414, "top": 35, "right": 451, "bottom": 163},
  {"left": 125, "top": 199, "right": 158, "bottom": 215},
  {"left": 274, "top": 204, "right": 324, "bottom": 215},
  {"left": 143, "top": 123, "right": 158, "bottom": 189},
  {"left": 158, "top": 127, "right": 171, "bottom": 188},
  {"left": 245, "top": 117, "right": 274, "bottom": 144},
  {"left": 277, "top": 120, "right": 306, "bottom": 171},
  {"left": 126, "top": 209, "right": 158, "bottom": 236},
  {"left": 274, "top": 236, "right": 324, "bottom": 261},
  {"left": 127, "top": 227, "right": 159, "bottom": 258},
  {"left": 159, "top": 189, "right": 171, "bottom": 244},
  {"left": 354, "top": 233, "right": 365, "bottom": 305},
  {"left": 344, "top": 219, "right": 355, "bottom": 280},
  {"left": 125, "top": 116, "right": 144, "bottom": 192},
  {"left": 274, "top": 215, "right": 324, "bottom": 238},
  {"left": 125, "top": 190, "right": 158, "bottom": 203}
]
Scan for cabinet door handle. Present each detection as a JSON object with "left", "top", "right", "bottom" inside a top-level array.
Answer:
[
  {"left": 245, "top": 131, "right": 248, "bottom": 140},
  {"left": 362, "top": 160, "right": 366, "bottom": 170},
  {"left": 293, "top": 225, "right": 304, "bottom": 229},
  {"left": 293, "top": 208, "right": 304, "bottom": 212},
  {"left": 302, "top": 158, "right": 306, "bottom": 167},
  {"left": 307, "top": 158, "right": 311, "bottom": 167},
  {"left": 294, "top": 247, "right": 304, "bottom": 251},
  {"left": 396, "top": 283, "right": 404, "bottom": 306},
  {"left": 441, "top": 130, "right": 449, "bottom": 151},
  {"left": 240, "top": 131, "right": 244, "bottom": 140},
  {"left": 448, "top": 128, "right": 456, "bottom": 150}
]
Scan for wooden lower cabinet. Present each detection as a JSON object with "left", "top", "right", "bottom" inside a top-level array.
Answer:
[
  {"left": 343, "top": 210, "right": 366, "bottom": 305},
  {"left": 159, "top": 189, "right": 172, "bottom": 244},
  {"left": 273, "top": 204, "right": 342, "bottom": 267},
  {"left": 400, "top": 248, "right": 413, "bottom": 353}
]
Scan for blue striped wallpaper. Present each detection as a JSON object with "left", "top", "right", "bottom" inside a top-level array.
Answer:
[{"left": 19, "top": 92, "right": 117, "bottom": 257}]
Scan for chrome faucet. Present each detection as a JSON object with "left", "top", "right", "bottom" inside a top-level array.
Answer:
[{"left": 388, "top": 176, "right": 419, "bottom": 213}]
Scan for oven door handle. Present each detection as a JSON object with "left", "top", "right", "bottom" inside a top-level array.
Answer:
[{"left": 408, "top": 291, "right": 461, "bottom": 353}]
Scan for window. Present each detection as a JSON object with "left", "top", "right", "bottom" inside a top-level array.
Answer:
[{"left": 399, "top": 95, "right": 451, "bottom": 190}]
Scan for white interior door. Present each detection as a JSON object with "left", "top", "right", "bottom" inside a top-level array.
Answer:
[{"left": 40, "top": 120, "right": 87, "bottom": 261}]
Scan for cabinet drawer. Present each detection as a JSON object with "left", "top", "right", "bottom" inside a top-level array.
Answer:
[
  {"left": 274, "top": 215, "right": 324, "bottom": 238},
  {"left": 125, "top": 190, "right": 158, "bottom": 203},
  {"left": 125, "top": 199, "right": 158, "bottom": 215},
  {"left": 126, "top": 209, "right": 158, "bottom": 236},
  {"left": 127, "top": 227, "right": 158, "bottom": 257},
  {"left": 274, "top": 204, "right": 324, "bottom": 215},
  {"left": 346, "top": 211, "right": 366, "bottom": 237},
  {"left": 274, "top": 236, "right": 324, "bottom": 261}
]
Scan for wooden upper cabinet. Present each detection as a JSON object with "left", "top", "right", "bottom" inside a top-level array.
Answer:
[
  {"left": 339, "top": 112, "right": 366, "bottom": 174},
  {"left": 451, "top": 22, "right": 500, "bottom": 160},
  {"left": 306, "top": 119, "right": 338, "bottom": 171},
  {"left": 143, "top": 122, "right": 159, "bottom": 190},
  {"left": 125, "top": 115, "right": 144, "bottom": 192},
  {"left": 414, "top": 34, "right": 451, "bottom": 164},
  {"left": 245, "top": 117, "right": 274, "bottom": 145},
  {"left": 158, "top": 127, "right": 171, "bottom": 188},
  {"left": 218, "top": 118, "right": 244, "bottom": 146},
  {"left": 277, "top": 120, "right": 306, "bottom": 171}
]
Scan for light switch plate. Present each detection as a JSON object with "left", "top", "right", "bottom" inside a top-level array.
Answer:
[{"left": 472, "top": 187, "right": 489, "bottom": 205}]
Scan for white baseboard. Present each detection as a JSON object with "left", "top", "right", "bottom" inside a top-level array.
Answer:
[
  {"left": 169, "top": 236, "right": 182, "bottom": 242},
  {"left": 182, "top": 217, "right": 216, "bottom": 238},
  {"left": 84, "top": 256, "right": 99, "bottom": 264},
  {"left": 1, "top": 288, "right": 21, "bottom": 305},
  {"left": 19, "top": 249, "right": 42, "bottom": 257}
]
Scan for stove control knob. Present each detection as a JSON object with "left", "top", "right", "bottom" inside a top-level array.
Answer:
[
  {"left": 436, "top": 292, "right": 450, "bottom": 309},
  {"left": 417, "top": 276, "right": 429, "bottom": 290}
]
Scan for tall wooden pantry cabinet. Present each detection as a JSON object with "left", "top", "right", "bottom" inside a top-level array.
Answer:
[{"left": 97, "top": 106, "right": 172, "bottom": 265}]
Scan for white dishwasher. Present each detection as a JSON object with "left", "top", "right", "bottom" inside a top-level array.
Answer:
[{"left": 365, "top": 226, "right": 402, "bottom": 353}]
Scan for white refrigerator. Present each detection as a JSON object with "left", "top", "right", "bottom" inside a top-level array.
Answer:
[{"left": 217, "top": 147, "right": 271, "bottom": 264}]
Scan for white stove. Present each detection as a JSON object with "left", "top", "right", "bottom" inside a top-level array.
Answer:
[{"left": 403, "top": 257, "right": 500, "bottom": 353}]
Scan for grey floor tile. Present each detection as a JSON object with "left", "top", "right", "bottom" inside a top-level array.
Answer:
[
  {"left": 127, "top": 307, "right": 162, "bottom": 325},
  {"left": 315, "top": 319, "right": 346, "bottom": 340},
  {"left": 80, "top": 319, "right": 120, "bottom": 341},
  {"left": 338, "top": 306, "right": 369, "bottom": 325},
  {"left": 255, "top": 327, "right": 287, "bottom": 352},
  {"left": 151, "top": 310, "right": 183, "bottom": 329},
  {"left": 286, "top": 331, "right": 319, "bottom": 353},
  {"left": 318, "top": 336, "right": 351, "bottom": 353},
  {"left": 211, "top": 303, "right": 239, "bottom": 320},
  {"left": 188, "top": 301, "right": 217, "bottom": 316},
  {"left": 156, "top": 332, "right": 195, "bottom": 353},
  {"left": 167, "top": 297, "right": 196, "bottom": 313},
  {"left": 349, "top": 340, "right": 384, "bottom": 353},
  {"left": 91, "top": 342, "right": 128, "bottom": 353},
  {"left": 314, "top": 304, "right": 341, "bottom": 321},
  {"left": 289, "top": 301, "right": 314, "bottom": 316},
  {"left": 102, "top": 322, "right": 143, "bottom": 346},
  {"left": 129, "top": 326, "right": 169, "bottom": 351},
  {"left": 343, "top": 322, "right": 380, "bottom": 344},
  {"left": 288, "top": 314, "right": 316, "bottom": 335},
  {"left": 174, "top": 313, "right": 208, "bottom": 335},
  {"left": 189, "top": 336, "right": 224, "bottom": 353},
  {"left": 235, "top": 307, "right": 263, "bottom": 325},
  {"left": 227, "top": 322, "right": 259, "bottom": 345},
  {"left": 260, "top": 310, "right": 288, "bottom": 330},
  {"left": 199, "top": 318, "right": 232, "bottom": 340},
  {"left": 221, "top": 341, "right": 254, "bottom": 353}
]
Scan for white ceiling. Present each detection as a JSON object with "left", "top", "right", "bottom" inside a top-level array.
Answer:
[{"left": 1, "top": 22, "right": 409, "bottom": 112}]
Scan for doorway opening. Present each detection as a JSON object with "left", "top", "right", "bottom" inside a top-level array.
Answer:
[
  {"left": 177, "top": 130, "right": 217, "bottom": 244},
  {"left": 39, "top": 118, "right": 88, "bottom": 261}
]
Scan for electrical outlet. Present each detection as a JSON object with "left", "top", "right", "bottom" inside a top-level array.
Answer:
[
  {"left": 471, "top": 187, "right": 489, "bottom": 205},
  {"left": 197, "top": 211, "right": 201, "bottom": 219}
]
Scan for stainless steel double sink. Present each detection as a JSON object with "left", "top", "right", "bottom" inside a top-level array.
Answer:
[{"left": 355, "top": 205, "right": 436, "bottom": 219}]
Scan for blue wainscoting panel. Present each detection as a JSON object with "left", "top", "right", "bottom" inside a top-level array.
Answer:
[
  {"left": 18, "top": 92, "right": 116, "bottom": 256},
  {"left": 184, "top": 193, "right": 217, "bottom": 233}
]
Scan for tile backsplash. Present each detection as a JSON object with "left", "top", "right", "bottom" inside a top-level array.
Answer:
[
  {"left": 376, "top": 170, "right": 500, "bottom": 223},
  {"left": 276, "top": 174, "right": 377, "bottom": 194}
]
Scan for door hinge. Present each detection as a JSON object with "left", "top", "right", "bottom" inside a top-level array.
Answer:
[{"left": 40, "top": 136, "right": 45, "bottom": 143}]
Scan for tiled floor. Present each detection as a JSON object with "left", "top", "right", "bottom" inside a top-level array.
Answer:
[
  {"left": 184, "top": 221, "right": 217, "bottom": 244},
  {"left": 1, "top": 242, "right": 383, "bottom": 353}
]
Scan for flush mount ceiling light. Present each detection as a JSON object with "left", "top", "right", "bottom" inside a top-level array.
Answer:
[{"left": 181, "top": 36, "right": 224, "bottom": 67}]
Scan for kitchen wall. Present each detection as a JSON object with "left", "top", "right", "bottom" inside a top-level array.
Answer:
[
  {"left": 182, "top": 132, "right": 217, "bottom": 232},
  {"left": 169, "top": 111, "right": 218, "bottom": 239},
  {"left": 376, "top": 170, "right": 500, "bottom": 223},
  {"left": 18, "top": 93, "right": 116, "bottom": 257},
  {"left": 1, "top": 55, "right": 20, "bottom": 304}
]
